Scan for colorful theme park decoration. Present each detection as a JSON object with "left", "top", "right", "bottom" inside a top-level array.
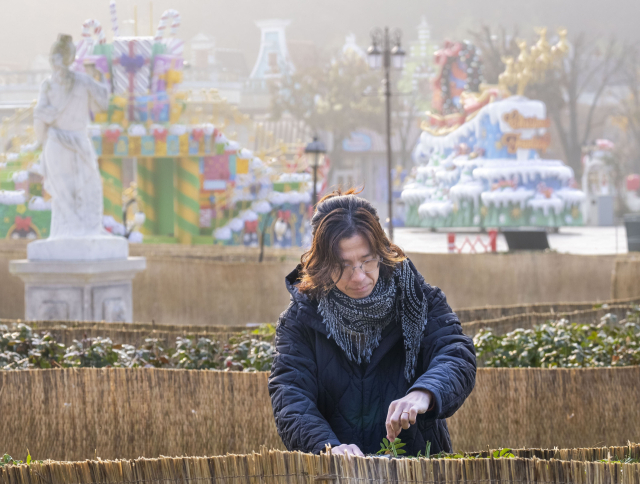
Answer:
[
  {"left": 431, "top": 40, "right": 482, "bottom": 116},
  {"left": 402, "top": 29, "right": 585, "bottom": 229},
  {"left": 0, "top": 5, "right": 320, "bottom": 247}
]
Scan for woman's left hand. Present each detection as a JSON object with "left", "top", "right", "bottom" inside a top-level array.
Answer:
[{"left": 385, "top": 390, "right": 434, "bottom": 442}]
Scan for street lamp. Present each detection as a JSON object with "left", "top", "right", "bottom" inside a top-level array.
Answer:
[
  {"left": 367, "top": 27, "right": 405, "bottom": 242},
  {"left": 304, "top": 136, "right": 327, "bottom": 206}
]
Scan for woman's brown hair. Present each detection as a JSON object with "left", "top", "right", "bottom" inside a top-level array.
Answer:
[{"left": 297, "top": 188, "right": 406, "bottom": 299}]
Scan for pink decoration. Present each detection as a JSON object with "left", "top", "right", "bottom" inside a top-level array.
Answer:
[{"left": 204, "top": 155, "right": 230, "bottom": 180}]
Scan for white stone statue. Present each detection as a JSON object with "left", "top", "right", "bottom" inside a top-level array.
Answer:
[{"left": 28, "top": 34, "right": 127, "bottom": 260}]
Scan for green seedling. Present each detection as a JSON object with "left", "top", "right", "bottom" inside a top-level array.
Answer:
[{"left": 377, "top": 438, "right": 406, "bottom": 457}]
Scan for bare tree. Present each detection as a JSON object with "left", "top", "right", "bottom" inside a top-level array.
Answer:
[
  {"left": 468, "top": 26, "right": 520, "bottom": 84},
  {"left": 533, "top": 36, "right": 627, "bottom": 177},
  {"left": 470, "top": 27, "right": 627, "bottom": 179},
  {"left": 391, "top": 86, "right": 426, "bottom": 170},
  {"left": 615, "top": 43, "right": 640, "bottom": 172}
]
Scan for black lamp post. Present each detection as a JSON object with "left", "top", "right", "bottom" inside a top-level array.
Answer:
[
  {"left": 304, "top": 136, "right": 327, "bottom": 206},
  {"left": 367, "top": 28, "right": 405, "bottom": 241}
]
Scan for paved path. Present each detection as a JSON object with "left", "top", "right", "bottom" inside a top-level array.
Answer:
[{"left": 394, "top": 226, "right": 629, "bottom": 255}]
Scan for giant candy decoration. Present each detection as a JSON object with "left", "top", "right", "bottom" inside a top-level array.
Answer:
[
  {"left": 0, "top": 6, "right": 321, "bottom": 248},
  {"left": 402, "top": 30, "right": 585, "bottom": 228}
]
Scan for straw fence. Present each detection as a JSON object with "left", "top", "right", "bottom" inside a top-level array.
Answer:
[
  {"left": 0, "top": 241, "right": 622, "bottom": 325},
  {"left": 612, "top": 257, "right": 640, "bottom": 300},
  {"left": 1, "top": 300, "right": 632, "bottom": 347},
  {"left": 2, "top": 449, "right": 640, "bottom": 484},
  {"left": 454, "top": 295, "right": 640, "bottom": 323},
  {"left": 2, "top": 368, "right": 640, "bottom": 461}
]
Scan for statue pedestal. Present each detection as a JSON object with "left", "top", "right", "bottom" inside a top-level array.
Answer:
[
  {"left": 9, "top": 257, "right": 146, "bottom": 322},
  {"left": 27, "top": 235, "right": 129, "bottom": 261}
]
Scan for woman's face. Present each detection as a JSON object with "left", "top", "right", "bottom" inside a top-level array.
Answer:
[{"left": 332, "top": 233, "right": 380, "bottom": 299}]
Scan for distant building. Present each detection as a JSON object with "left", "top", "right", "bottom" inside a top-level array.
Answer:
[
  {"left": 248, "top": 19, "right": 295, "bottom": 86},
  {"left": 341, "top": 34, "right": 366, "bottom": 60},
  {"left": 242, "top": 19, "right": 296, "bottom": 112}
]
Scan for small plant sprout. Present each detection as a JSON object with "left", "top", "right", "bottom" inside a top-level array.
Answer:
[{"left": 377, "top": 438, "right": 406, "bottom": 457}]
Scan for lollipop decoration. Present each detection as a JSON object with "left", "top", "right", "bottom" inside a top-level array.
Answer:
[
  {"left": 75, "top": 19, "right": 106, "bottom": 60},
  {"left": 109, "top": 0, "right": 119, "bottom": 38},
  {"left": 154, "top": 9, "right": 183, "bottom": 55},
  {"left": 151, "top": 9, "right": 184, "bottom": 95}
]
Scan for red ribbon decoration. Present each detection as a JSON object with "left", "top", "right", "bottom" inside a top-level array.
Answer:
[
  {"left": 104, "top": 128, "right": 121, "bottom": 143},
  {"left": 192, "top": 128, "right": 204, "bottom": 142},
  {"left": 244, "top": 220, "right": 258, "bottom": 233},
  {"left": 14, "top": 216, "right": 32, "bottom": 231},
  {"left": 153, "top": 128, "right": 168, "bottom": 142},
  {"left": 277, "top": 210, "right": 291, "bottom": 223}
]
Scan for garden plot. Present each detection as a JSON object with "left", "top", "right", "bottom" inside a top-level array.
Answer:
[{"left": 2, "top": 305, "right": 640, "bottom": 459}]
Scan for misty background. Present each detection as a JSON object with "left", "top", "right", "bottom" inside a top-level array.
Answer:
[{"left": 1, "top": 0, "right": 638, "bottom": 69}]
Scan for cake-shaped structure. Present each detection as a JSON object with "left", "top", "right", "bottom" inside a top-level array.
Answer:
[
  {"left": 402, "top": 33, "right": 584, "bottom": 228},
  {"left": 403, "top": 96, "right": 585, "bottom": 228}
]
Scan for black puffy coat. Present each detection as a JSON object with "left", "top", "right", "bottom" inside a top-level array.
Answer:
[{"left": 268, "top": 259, "right": 476, "bottom": 456}]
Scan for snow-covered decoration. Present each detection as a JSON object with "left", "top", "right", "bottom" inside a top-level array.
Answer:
[
  {"left": 252, "top": 200, "right": 272, "bottom": 214},
  {"left": 0, "top": 190, "right": 27, "bottom": 205},
  {"left": 103, "top": 215, "right": 125, "bottom": 235},
  {"left": 268, "top": 190, "right": 311, "bottom": 206},
  {"left": 403, "top": 96, "right": 585, "bottom": 228},
  {"left": 11, "top": 171, "right": 29, "bottom": 183},
  {"left": 168, "top": 124, "right": 187, "bottom": 136},
  {"left": 29, "top": 161, "right": 44, "bottom": 177},
  {"left": 20, "top": 142, "right": 39, "bottom": 153},
  {"left": 127, "top": 124, "right": 147, "bottom": 136},
  {"left": 228, "top": 217, "right": 245, "bottom": 232},
  {"left": 88, "top": 124, "right": 103, "bottom": 138},
  {"left": 28, "top": 196, "right": 52, "bottom": 211},
  {"left": 418, "top": 200, "right": 453, "bottom": 219},
  {"left": 240, "top": 210, "right": 259, "bottom": 222},
  {"left": 128, "top": 231, "right": 144, "bottom": 243},
  {"left": 213, "top": 226, "right": 232, "bottom": 241},
  {"left": 278, "top": 172, "right": 312, "bottom": 183},
  {"left": 238, "top": 148, "right": 252, "bottom": 157},
  {"left": 481, "top": 187, "right": 534, "bottom": 209}
]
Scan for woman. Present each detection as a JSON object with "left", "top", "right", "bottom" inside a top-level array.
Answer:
[{"left": 269, "top": 189, "right": 476, "bottom": 457}]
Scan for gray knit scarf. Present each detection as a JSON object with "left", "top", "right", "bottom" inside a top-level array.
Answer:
[{"left": 318, "top": 259, "right": 428, "bottom": 381}]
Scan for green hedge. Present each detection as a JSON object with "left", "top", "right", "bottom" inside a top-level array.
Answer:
[
  {"left": 0, "top": 323, "right": 275, "bottom": 371},
  {"left": 474, "top": 308, "right": 640, "bottom": 368}
]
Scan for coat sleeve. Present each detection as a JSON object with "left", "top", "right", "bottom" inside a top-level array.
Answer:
[
  {"left": 268, "top": 301, "right": 342, "bottom": 454},
  {"left": 408, "top": 285, "right": 476, "bottom": 420}
]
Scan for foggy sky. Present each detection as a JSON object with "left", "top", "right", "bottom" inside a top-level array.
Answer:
[{"left": 1, "top": 0, "right": 638, "bottom": 70}]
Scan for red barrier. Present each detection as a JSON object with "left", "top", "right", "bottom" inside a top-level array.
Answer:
[{"left": 447, "top": 229, "right": 498, "bottom": 253}]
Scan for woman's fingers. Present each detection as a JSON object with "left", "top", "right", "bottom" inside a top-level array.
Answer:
[
  {"left": 331, "top": 444, "right": 364, "bottom": 458},
  {"left": 386, "top": 404, "right": 420, "bottom": 441},
  {"left": 408, "top": 406, "right": 418, "bottom": 425},
  {"left": 400, "top": 410, "right": 411, "bottom": 429},
  {"left": 351, "top": 445, "right": 365, "bottom": 457}
]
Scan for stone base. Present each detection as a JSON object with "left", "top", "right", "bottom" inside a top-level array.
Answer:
[
  {"left": 27, "top": 235, "right": 129, "bottom": 261},
  {"left": 9, "top": 257, "right": 146, "bottom": 322}
]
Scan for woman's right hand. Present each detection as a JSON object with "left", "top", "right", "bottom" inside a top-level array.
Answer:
[{"left": 330, "top": 444, "right": 364, "bottom": 457}]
